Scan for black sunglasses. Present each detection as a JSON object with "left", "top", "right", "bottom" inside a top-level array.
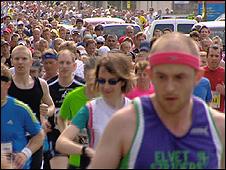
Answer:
[
  {"left": 96, "top": 78, "right": 121, "bottom": 85},
  {"left": 1, "top": 76, "right": 11, "bottom": 82}
]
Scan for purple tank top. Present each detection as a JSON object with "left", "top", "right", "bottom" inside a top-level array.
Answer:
[{"left": 129, "top": 96, "right": 222, "bottom": 169}]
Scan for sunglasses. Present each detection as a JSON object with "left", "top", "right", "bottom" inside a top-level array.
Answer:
[
  {"left": 96, "top": 78, "right": 121, "bottom": 85},
  {"left": 1, "top": 76, "right": 11, "bottom": 82}
]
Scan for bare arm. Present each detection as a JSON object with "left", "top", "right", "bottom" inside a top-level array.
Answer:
[
  {"left": 13, "top": 130, "right": 45, "bottom": 169},
  {"left": 26, "top": 129, "right": 45, "bottom": 154},
  {"left": 210, "top": 108, "right": 225, "bottom": 169},
  {"left": 57, "top": 115, "right": 67, "bottom": 133},
  {"left": 39, "top": 78, "right": 55, "bottom": 117},
  {"left": 56, "top": 124, "right": 94, "bottom": 157},
  {"left": 88, "top": 104, "right": 136, "bottom": 169}
]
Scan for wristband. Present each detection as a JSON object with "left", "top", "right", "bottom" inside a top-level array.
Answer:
[
  {"left": 81, "top": 146, "right": 87, "bottom": 155},
  {"left": 21, "top": 147, "right": 32, "bottom": 159}
]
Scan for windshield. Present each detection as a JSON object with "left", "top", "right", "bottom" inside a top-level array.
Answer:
[
  {"left": 154, "top": 24, "right": 174, "bottom": 32},
  {"left": 177, "top": 24, "right": 195, "bottom": 34},
  {"left": 103, "top": 25, "right": 141, "bottom": 39}
]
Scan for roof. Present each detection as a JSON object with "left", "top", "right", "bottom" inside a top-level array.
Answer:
[
  {"left": 84, "top": 17, "right": 125, "bottom": 25},
  {"left": 197, "top": 21, "right": 225, "bottom": 28},
  {"left": 151, "top": 19, "right": 197, "bottom": 24}
]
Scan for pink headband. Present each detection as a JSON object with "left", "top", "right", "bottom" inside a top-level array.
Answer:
[{"left": 149, "top": 51, "right": 200, "bottom": 70}]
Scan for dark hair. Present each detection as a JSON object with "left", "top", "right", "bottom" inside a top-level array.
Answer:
[
  {"left": 199, "top": 25, "right": 209, "bottom": 33},
  {"left": 207, "top": 44, "right": 223, "bottom": 58},
  {"left": 190, "top": 31, "right": 200, "bottom": 38},
  {"left": 76, "top": 18, "right": 83, "bottom": 24},
  {"left": 163, "top": 28, "right": 172, "bottom": 32}
]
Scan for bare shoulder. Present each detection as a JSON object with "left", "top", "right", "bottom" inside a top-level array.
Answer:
[
  {"left": 209, "top": 108, "right": 225, "bottom": 140},
  {"left": 38, "top": 77, "right": 48, "bottom": 86},
  {"left": 38, "top": 77, "right": 49, "bottom": 91},
  {"left": 109, "top": 103, "right": 137, "bottom": 156}
]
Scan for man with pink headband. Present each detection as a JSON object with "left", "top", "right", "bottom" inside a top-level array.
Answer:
[{"left": 88, "top": 32, "right": 225, "bottom": 169}]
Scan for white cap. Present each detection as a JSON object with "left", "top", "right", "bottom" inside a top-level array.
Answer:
[
  {"left": 96, "top": 36, "right": 105, "bottom": 43},
  {"left": 98, "top": 46, "right": 110, "bottom": 56},
  {"left": 17, "top": 21, "right": 24, "bottom": 25}
]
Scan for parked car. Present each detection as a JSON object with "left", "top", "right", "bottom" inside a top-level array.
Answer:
[
  {"left": 102, "top": 23, "right": 141, "bottom": 39},
  {"left": 193, "top": 21, "right": 225, "bottom": 46},
  {"left": 84, "top": 17, "right": 125, "bottom": 26},
  {"left": 144, "top": 19, "right": 197, "bottom": 40}
]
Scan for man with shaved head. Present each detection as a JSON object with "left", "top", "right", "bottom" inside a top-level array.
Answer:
[
  {"left": 88, "top": 32, "right": 225, "bottom": 169},
  {"left": 8, "top": 45, "right": 55, "bottom": 169}
]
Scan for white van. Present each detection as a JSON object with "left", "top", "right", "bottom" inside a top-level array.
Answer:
[{"left": 144, "top": 19, "right": 197, "bottom": 40}]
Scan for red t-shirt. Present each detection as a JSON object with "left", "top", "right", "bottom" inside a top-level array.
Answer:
[{"left": 203, "top": 66, "right": 225, "bottom": 112}]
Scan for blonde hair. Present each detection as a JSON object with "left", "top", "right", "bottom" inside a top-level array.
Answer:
[{"left": 11, "top": 45, "right": 32, "bottom": 59}]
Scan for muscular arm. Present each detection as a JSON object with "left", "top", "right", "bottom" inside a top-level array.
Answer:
[
  {"left": 210, "top": 108, "right": 225, "bottom": 169},
  {"left": 88, "top": 104, "right": 136, "bottom": 169},
  {"left": 39, "top": 78, "right": 55, "bottom": 117}
]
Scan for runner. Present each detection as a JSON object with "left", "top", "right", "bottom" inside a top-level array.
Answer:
[
  {"left": 1, "top": 63, "right": 45, "bottom": 169},
  {"left": 56, "top": 52, "right": 135, "bottom": 168},
  {"left": 88, "top": 32, "right": 225, "bottom": 169}
]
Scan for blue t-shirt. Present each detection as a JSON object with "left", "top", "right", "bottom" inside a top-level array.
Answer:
[
  {"left": 1, "top": 96, "right": 42, "bottom": 169},
  {"left": 193, "top": 77, "right": 212, "bottom": 103}
]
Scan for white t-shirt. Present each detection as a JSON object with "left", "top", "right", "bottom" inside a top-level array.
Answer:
[{"left": 88, "top": 97, "right": 131, "bottom": 148}]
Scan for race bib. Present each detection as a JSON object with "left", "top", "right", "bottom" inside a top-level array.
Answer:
[
  {"left": 1, "top": 142, "right": 13, "bottom": 168},
  {"left": 211, "top": 91, "right": 220, "bottom": 109},
  {"left": 1, "top": 142, "right": 12, "bottom": 154}
]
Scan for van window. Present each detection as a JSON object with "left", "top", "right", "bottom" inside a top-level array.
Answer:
[
  {"left": 154, "top": 24, "right": 174, "bottom": 32},
  {"left": 103, "top": 25, "right": 141, "bottom": 39},
  {"left": 177, "top": 24, "right": 195, "bottom": 34}
]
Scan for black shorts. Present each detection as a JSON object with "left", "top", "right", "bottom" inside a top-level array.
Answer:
[{"left": 47, "top": 128, "right": 66, "bottom": 157}]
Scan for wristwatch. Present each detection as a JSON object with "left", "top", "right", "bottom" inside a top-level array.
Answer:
[{"left": 82, "top": 146, "right": 88, "bottom": 155}]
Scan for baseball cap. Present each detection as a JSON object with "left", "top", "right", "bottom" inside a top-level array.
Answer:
[
  {"left": 42, "top": 53, "right": 58, "bottom": 60},
  {"left": 3, "top": 28, "right": 12, "bottom": 34},
  {"left": 96, "top": 36, "right": 105, "bottom": 43},
  {"left": 17, "top": 21, "right": 24, "bottom": 26},
  {"left": 71, "top": 28, "right": 80, "bottom": 35},
  {"left": 18, "top": 40, "right": 27, "bottom": 46},
  {"left": 98, "top": 46, "right": 110, "bottom": 56},
  {"left": 140, "top": 40, "right": 151, "bottom": 52}
]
